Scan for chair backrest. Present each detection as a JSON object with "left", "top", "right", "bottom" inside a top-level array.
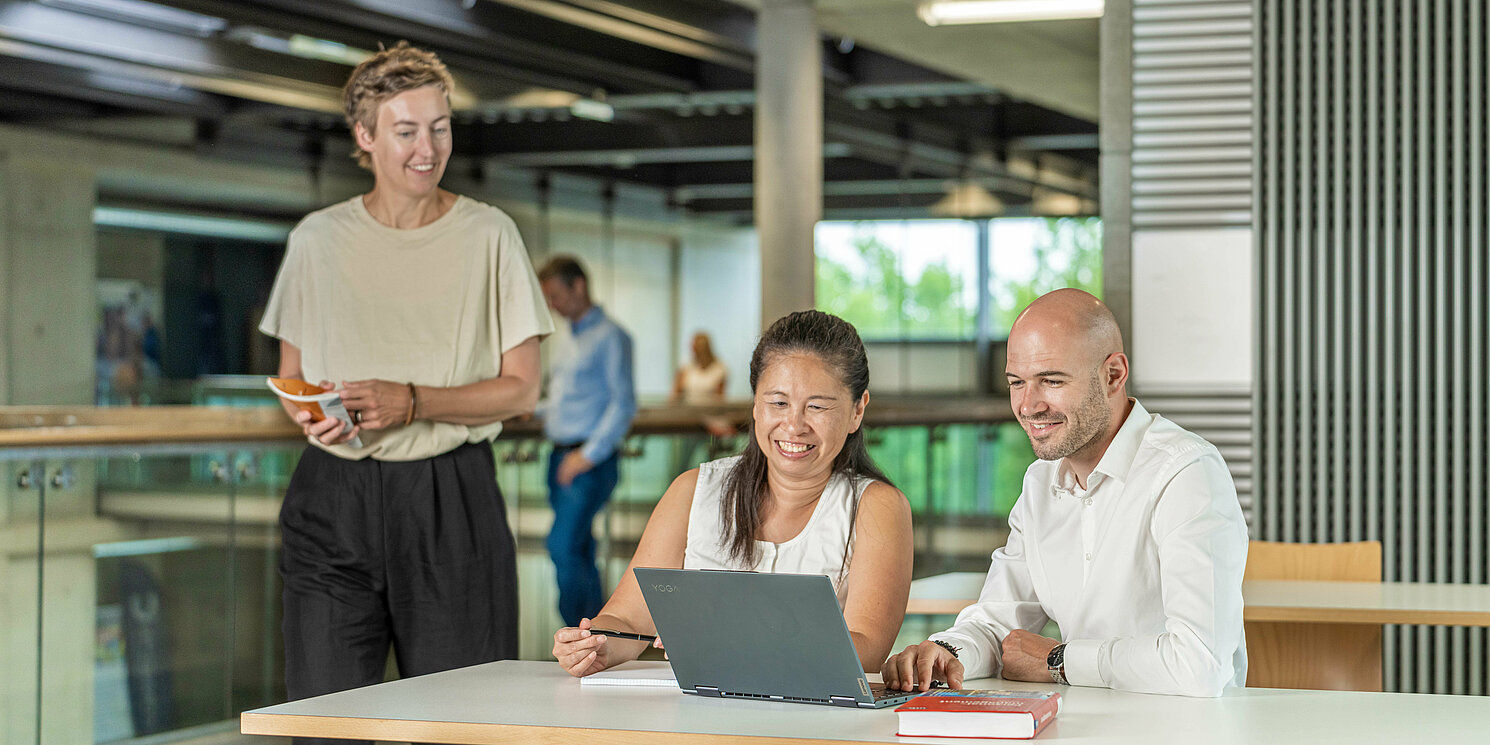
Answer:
[
  {"left": 1245, "top": 540, "right": 1382, "bottom": 582},
  {"left": 1243, "top": 540, "right": 1383, "bottom": 691}
]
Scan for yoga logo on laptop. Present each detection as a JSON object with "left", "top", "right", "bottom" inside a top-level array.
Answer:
[{"left": 651, "top": 584, "right": 679, "bottom": 593}]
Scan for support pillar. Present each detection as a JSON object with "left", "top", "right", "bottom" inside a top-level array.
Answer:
[
  {"left": 0, "top": 154, "right": 97, "bottom": 405},
  {"left": 755, "top": 0, "right": 821, "bottom": 328}
]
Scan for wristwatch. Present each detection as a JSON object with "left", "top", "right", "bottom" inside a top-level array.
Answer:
[{"left": 1046, "top": 643, "right": 1069, "bottom": 685}]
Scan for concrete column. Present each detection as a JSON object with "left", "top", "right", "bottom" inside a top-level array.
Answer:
[
  {"left": 755, "top": 0, "right": 821, "bottom": 328},
  {"left": 0, "top": 150, "right": 99, "bottom": 745},
  {"left": 0, "top": 154, "right": 97, "bottom": 404},
  {"left": 1099, "top": 0, "right": 1133, "bottom": 345}
]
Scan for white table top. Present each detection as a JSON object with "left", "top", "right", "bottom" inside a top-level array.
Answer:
[
  {"left": 242, "top": 660, "right": 1490, "bottom": 744},
  {"left": 1242, "top": 579, "right": 1490, "bottom": 624},
  {"left": 907, "top": 573, "right": 1490, "bottom": 625}
]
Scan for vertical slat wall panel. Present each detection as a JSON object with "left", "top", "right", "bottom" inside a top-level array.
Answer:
[
  {"left": 1470, "top": 0, "right": 1486, "bottom": 699},
  {"left": 1257, "top": 0, "right": 1490, "bottom": 695},
  {"left": 1131, "top": 0, "right": 1256, "bottom": 518}
]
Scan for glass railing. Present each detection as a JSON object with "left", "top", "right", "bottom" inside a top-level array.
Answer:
[{"left": 1, "top": 396, "right": 1023, "bottom": 744}]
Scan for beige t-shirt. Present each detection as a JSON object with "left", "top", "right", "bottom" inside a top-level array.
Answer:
[{"left": 259, "top": 195, "right": 554, "bottom": 461}]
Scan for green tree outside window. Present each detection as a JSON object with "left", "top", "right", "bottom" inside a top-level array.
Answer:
[{"left": 816, "top": 216, "right": 1103, "bottom": 520}]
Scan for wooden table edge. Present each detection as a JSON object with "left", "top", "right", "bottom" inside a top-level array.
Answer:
[
  {"left": 1242, "top": 606, "right": 1490, "bottom": 626},
  {"left": 903, "top": 599, "right": 973, "bottom": 615},
  {"left": 908, "top": 602, "right": 1490, "bottom": 627},
  {"left": 240, "top": 712, "right": 887, "bottom": 745}
]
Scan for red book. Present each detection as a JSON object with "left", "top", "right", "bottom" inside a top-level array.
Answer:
[{"left": 894, "top": 689, "right": 1061, "bottom": 739}]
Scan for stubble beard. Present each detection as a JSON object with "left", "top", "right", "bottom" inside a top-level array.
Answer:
[{"left": 1027, "top": 372, "right": 1110, "bottom": 462}]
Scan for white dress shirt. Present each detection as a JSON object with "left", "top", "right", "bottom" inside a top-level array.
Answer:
[{"left": 931, "top": 399, "right": 1248, "bottom": 697}]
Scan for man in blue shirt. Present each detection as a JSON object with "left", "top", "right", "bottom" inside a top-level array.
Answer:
[{"left": 537, "top": 256, "right": 638, "bottom": 626}]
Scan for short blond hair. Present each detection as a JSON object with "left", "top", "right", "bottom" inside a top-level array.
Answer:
[{"left": 342, "top": 41, "right": 455, "bottom": 169}]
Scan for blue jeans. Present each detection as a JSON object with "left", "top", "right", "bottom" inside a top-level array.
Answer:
[{"left": 546, "top": 446, "right": 621, "bottom": 627}]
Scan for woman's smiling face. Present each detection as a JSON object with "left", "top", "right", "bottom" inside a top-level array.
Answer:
[{"left": 752, "top": 352, "right": 868, "bottom": 480}]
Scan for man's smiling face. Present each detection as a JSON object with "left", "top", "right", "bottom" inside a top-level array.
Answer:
[{"left": 1005, "top": 323, "right": 1114, "bottom": 463}]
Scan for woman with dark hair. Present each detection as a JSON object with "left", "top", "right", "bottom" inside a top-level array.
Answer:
[{"left": 553, "top": 310, "right": 913, "bottom": 676}]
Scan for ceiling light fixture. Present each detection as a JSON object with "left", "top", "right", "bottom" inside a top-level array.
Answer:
[
  {"left": 918, "top": 0, "right": 1104, "bottom": 26},
  {"left": 929, "top": 180, "right": 1005, "bottom": 218},
  {"left": 225, "top": 27, "right": 373, "bottom": 66},
  {"left": 569, "top": 98, "right": 615, "bottom": 122},
  {"left": 1030, "top": 187, "right": 1085, "bottom": 216}
]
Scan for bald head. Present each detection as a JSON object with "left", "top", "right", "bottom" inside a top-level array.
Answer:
[
  {"left": 1005, "top": 289, "right": 1130, "bottom": 469},
  {"left": 1010, "top": 288, "right": 1124, "bottom": 365}
]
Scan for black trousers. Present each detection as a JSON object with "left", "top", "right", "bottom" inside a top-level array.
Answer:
[{"left": 280, "top": 442, "right": 518, "bottom": 745}]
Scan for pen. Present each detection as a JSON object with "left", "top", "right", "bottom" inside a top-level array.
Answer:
[{"left": 589, "top": 628, "right": 658, "bottom": 643}]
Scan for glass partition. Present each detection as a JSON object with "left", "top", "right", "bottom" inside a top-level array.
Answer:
[{"left": 3, "top": 413, "right": 1024, "bottom": 744}]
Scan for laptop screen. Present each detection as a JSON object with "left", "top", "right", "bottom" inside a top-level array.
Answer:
[{"left": 634, "top": 568, "right": 877, "bottom": 705}]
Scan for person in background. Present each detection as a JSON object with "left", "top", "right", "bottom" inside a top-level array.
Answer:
[
  {"left": 670, "top": 330, "right": 733, "bottom": 469},
  {"left": 538, "top": 256, "right": 638, "bottom": 627},
  {"left": 672, "top": 331, "right": 728, "bottom": 403},
  {"left": 552, "top": 310, "right": 914, "bottom": 676},
  {"left": 881, "top": 289, "right": 1247, "bottom": 698},
  {"left": 258, "top": 42, "right": 552, "bottom": 745}
]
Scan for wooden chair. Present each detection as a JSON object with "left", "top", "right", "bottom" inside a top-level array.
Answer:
[{"left": 1243, "top": 540, "right": 1382, "bottom": 691}]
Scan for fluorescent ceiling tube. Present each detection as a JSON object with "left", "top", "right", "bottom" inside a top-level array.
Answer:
[
  {"left": 919, "top": 0, "right": 1104, "bottom": 25},
  {"left": 569, "top": 98, "right": 615, "bottom": 122}
]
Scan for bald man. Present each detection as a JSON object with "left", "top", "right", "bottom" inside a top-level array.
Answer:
[{"left": 882, "top": 289, "right": 1248, "bottom": 697}]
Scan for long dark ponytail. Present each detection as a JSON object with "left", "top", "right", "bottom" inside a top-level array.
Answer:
[{"left": 718, "top": 310, "right": 895, "bottom": 568}]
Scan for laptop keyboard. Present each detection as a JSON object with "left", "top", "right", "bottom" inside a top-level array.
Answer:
[{"left": 870, "top": 681, "right": 942, "bottom": 701}]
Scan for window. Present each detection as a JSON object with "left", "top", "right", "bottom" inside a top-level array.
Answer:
[
  {"left": 815, "top": 215, "right": 1103, "bottom": 520},
  {"left": 989, "top": 217, "right": 1103, "bottom": 334},
  {"left": 814, "top": 220, "right": 979, "bottom": 340},
  {"left": 814, "top": 217, "right": 1102, "bottom": 341}
]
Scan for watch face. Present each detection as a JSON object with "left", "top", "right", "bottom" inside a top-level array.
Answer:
[{"left": 1047, "top": 644, "right": 1065, "bottom": 668}]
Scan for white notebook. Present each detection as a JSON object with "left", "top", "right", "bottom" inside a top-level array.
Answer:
[{"left": 578, "top": 660, "right": 677, "bottom": 688}]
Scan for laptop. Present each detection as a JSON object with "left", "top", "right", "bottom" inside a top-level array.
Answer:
[{"left": 634, "top": 567, "right": 926, "bottom": 709}]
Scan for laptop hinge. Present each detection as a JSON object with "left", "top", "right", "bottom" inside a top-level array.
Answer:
[
  {"left": 829, "top": 696, "right": 859, "bottom": 708},
  {"left": 696, "top": 686, "right": 723, "bottom": 698}
]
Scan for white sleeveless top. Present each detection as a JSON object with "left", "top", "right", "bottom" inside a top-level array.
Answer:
[
  {"left": 677, "top": 359, "right": 728, "bottom": 402},
  {"left": 684, "top": 455, "right": 874, "bottom": 608}
]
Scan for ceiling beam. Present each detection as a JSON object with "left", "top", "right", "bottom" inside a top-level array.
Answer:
[
  {"left": 496, "top": 143, "right": 853, "bottom": 168},
  {"left": 147, "top": 0, "right": 698, "bottom": 93},
  {"left": 1009, "top": 133, "right": 1100, "bottom": 151},
  {"left": 0, "top": 1, "right": 346, "bottom": 112},
  {"left": 480, "top": 0, "right": 753, "bottom": 70},
  {"left": 673, "top": 176, "right": 1040, "bottom": 202},
  {"left": 0, "top": 56, "right": 228, "bottom": 118},
  {"left": 812, "top": 0, "right": 1099, "bottom": 121}
]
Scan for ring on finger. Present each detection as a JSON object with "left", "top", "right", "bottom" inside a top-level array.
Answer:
[{"left": 353, "top": 410, "right": 363, "bottom": 425}]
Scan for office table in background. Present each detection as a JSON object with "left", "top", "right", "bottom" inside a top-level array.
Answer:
[
  {"left": 241, "top": 659, "right": 1490, "bottom": 744},
  {"left": 906, "top": 573, "right": 1490, "bottom": 626}
]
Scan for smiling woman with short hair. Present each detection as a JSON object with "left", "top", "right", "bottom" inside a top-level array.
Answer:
[
  {"left": 259, "top": 43, "right": 552, "bottom": 739},
  {"left": 552, "top": 310, "right": 914, "bottom": 677}
]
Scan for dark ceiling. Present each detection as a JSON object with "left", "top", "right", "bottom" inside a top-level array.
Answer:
[{"left": 0, "top": 0, "right": 1099, "bottom": 219}]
